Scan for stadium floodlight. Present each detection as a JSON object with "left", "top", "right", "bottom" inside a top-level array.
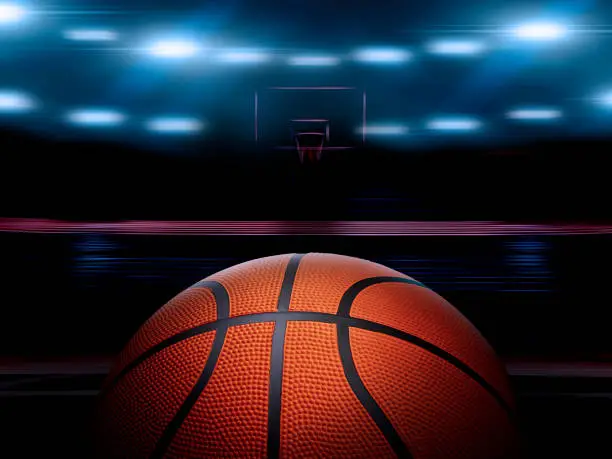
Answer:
[
  {"left": 352, "top": 48, "right": 412, "bottom": 64},
  {"left": 0, "top": 3, "right": 26, "bottom": 24},
  {"left": 215, "top": 49, "right": 271, "bottom": 64},
  {"left": 287, "top": 55, "right": 340, "bottom": 66},
  {"left": 506, "top": 108, "right": 563, "bottom": 120},
  {"left": 145, "top": 117, "right": 204, "bottom": 134},
  {"left": 356, "top": 124, "right": 409, "bottom": 136},
  {"left": 595, "top": 91, "right": 612, "bottom": 107},
  {"left": 512, "top": 22, "right": 568, "bottom": 41},
  {"left": 0, "top": 90, "right": 35, "bottom": 112},
  {"left": 427, "top": 117, "right": 482, "bottom": 132},
  {"left": 63, "top": 29, "right": 118, "bottom": 42},
  {"left": 426, "top": 40, "right": 485, "bottom": 56},
  {"left": 146, "top": 39, "right": 201, "bottom": 59},
  {"left": 66, "top": 109, "right": 126, "bottom": 126}
]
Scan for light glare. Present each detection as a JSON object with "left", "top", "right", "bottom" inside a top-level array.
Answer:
[
  {"left": 147, "top": 40, "right": 200, "bottom": 58},
  {"left": 595, "top": 91, "right": 612, "bottom": 106},
  {"left": 216, "top": 49, "right": 271, "bottom": 64},
  {"left": 513, "top": 22, "right": 568, "bottom": 41},
  {"left": 506, "top": 108, "right": 563, "bottom": 120},
  {"left": 63, "top": 29, "right": 118, "bottom": 42},
  {"left": 357, "top": 124, "right": 409, "bottom": 136},
  {"left": 146, "top": 117, "right": 204, "bottom": 134},
  {"left": 427, "top": 117, "right": 482, "bottom": 131},
  {"left": 287, "top": 55, "right": 340, "bottom": 66},
  {"left": 0, "top": 90, "right": 35, "bottom": 112},
  {"left": 353, "top": 48, "right": 412, "bottom": 63},
  {"left": 0, "top": 3, "right": 25, "bottom": 23},
  {"left": 67, "top": 109, "right": 125, "bottom": 126},
  {"left": 427, "top": 40, "right": 485, "bottom": 56}
]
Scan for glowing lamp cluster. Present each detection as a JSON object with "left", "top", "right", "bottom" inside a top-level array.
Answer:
[
  {"left": 215, "top": 49, "right": 271, "bottom": 64},
  {"left": 506, "top": 108, "right": 563, "bottom": 121},
  {"left": 595, "top": 91, "right": 612, "bottom": 107},
  {"left": 146, "top": 40, "right": 201, "bottom": 59},
  {"left": 0, "top": 90, "right": 36, "bottom": 112},
  {"left": 287, "top": 55, "right": 340, "bottom": 66},
  {"left": 0, "top": 3, "right": 25, "bottom": 24},
  {"left": 63, "top": 29, "right": 119, "bottom": 42},
  {"left": 145, "top": 117, "right": 204, "bottom": 134},
  {"left": 357, "top": 124, "right": 409, "bottom": 136},
  {"left": 66, "top": 109, "right": 126, "bottom": 127},
  {"left": 513, "top": 22, "right": 568, "bottom": 41},
  {"left": 426, "top": 40, "right": 485, "bottom": 56},
  {"left": 352, "top": 48, "right": 412, "bottom": 64},
  {"left": 427, "top": 117, "right": 482, "bottom": 132}
]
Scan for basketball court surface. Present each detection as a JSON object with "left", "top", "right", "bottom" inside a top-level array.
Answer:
[{"left": 1, "top": 357, "right": 610, "bottom": 457}]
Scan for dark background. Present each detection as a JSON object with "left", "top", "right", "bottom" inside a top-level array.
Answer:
[
  {"left": 2, "top": 138, "right": 612, "bottom": 458},
  {"left": 2, "top": 0, "right": 612, "bottom": 457}
]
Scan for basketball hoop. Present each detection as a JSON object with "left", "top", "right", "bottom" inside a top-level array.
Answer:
[{"left": 295, "top": 131, "right": 325, "bottom": 164}]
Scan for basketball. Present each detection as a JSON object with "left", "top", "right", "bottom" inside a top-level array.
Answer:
[{"left": 96, "top": 253, "right": 518, "bottom": 458}]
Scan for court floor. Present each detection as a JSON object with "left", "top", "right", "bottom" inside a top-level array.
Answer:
[{"left": 0, "top": 358, "right": 610, "bottom": 458}]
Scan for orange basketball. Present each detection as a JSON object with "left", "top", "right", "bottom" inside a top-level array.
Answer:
[{"left": 96, "top": 253, "right": 518, "bottom": 458}]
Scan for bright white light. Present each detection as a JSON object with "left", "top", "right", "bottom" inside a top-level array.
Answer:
[
  {"left": 427, "top": 40, "right": 485, "bottom": 56},
  {"left": 63, "top": 29, "right": 118, "bottom": 42},
  {"left": 427, "top": 117, "right": 482, "bottom": 132},
  {"left": 66, "top": 109, "right": 126, "bottom": 126},
  {"left": 357, "top": 124, "right": 409, "bottom": 136},
  {"left": 513, "top": 22, "right": 568, "bottom": 41},
  {"left": 506, "top": 108, "right": 563, "bottom": 120},
  {"left": 0, "top": 90, "right": 35, "bottom": 112},
  {"left": 215, "top": 49, "right": 271, "bottom": 64},
  {"left": 595, "top": 91, "right": 612, "bottom": 106},
  {"left": 0, "top": 3, "right": 26, "bottom": 23},
  {"left": 287, "top": 55, "right": 340, "bottom": 66},
  {"left": 146, "top": 40, "right": 201, "bottom": 59},
  {"left": 352, "top": 48, "right": 412, "bottom": 64},
  {"left": 146, "top": 117, "right": 204, "bottom": 134}
]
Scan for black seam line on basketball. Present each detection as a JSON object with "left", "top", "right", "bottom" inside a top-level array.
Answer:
[
  {"left": 336, "top": 277, "right": 427, "bottom": 318},
  {"left": 268, "top": 254, "right": 305, "bottom": 459},
  {"left": 149, "top": 280, "right": 231, "bottom": 458},
  {"left": 101, "top": 311, "right": 514, "bottom": 424},
  {"left": 337, "top": 277, "right": 426, "bottom": 456},
  {"left": 276, "top": 254, "right": 305, "bottom": 313},
  {"left": 337, "top": 277, "right": 514, "bottom": 420},
  {"left": 337, "top": 324, "right": 413, "bottom": 458},
  {"left": 99, "top": 280, "right": 229, "bottom": 399},
  {"left": 99, "top": 275, "right": 406, "bottom": 398},
  {"left": 149, "top": 324, "right": 228, "bottom": 459}
]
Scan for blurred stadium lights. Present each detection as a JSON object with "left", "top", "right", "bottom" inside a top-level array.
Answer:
[
  {"left": 356, "top": 124, "right": 409, "bottom": 136},
  {"left": 287, "top": 55, "right": 340, "bottom": 66},
  {"left": 594, "top": 91, "right": 612, "bottom": 107},
  {"left": 63, "top": 29, "right": 118, "bottom": 42},
  {"left": 352, "top": 48, "right": 412, "bottom": 64},
  {"left": 215, "top": 49, "right": 271, "bottom": 64},
  {"left": 0, "top": 90, "right": 36, "bottom": 112},
  {"left": 506, "top": 108, "right": 563, "bottom": 121},
  {"left": 66, "top": 109, "right": 126, "bottom": 127},
  {"left": 426, "top": 40, "right": 485, "bottom": 56},
  {"left": 145, "top": 39, "right": 202, "bottom": 59},
  {"left": 0, "top": 3, "right": 26, "bottom": 24},
  {"left": 145, "top": 117, "right": 204, "bottom": 134},
  {"left": 426, "top": 117, "right": 482, "bottom": 132},
  {"left": 512, "top": 22, "right": 568, "bottom": 41}
]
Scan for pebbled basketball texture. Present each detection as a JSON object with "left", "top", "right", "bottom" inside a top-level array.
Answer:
[{"left": 96, "top": 253, "right": 519, "bottom": 458}]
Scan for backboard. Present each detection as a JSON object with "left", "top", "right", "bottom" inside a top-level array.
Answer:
[{"left": 255, "top": 86, "right": 366, "bottom": 160}]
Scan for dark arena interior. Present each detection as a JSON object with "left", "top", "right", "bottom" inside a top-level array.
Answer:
[{"left": 1, "top": 0, "right": 612, "bottom": 457}]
